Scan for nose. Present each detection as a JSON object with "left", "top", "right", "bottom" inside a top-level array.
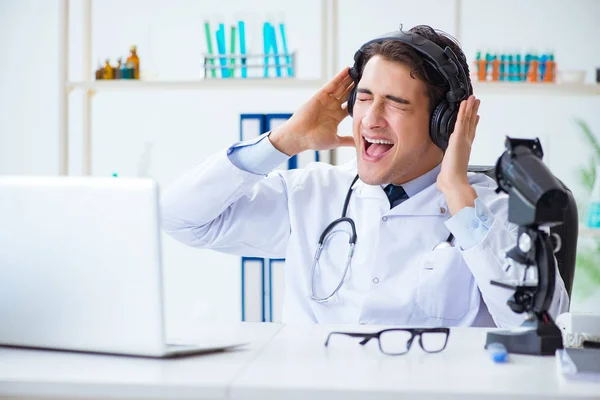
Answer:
[{"left": 361, "top": 100, "right": 386, "bottom": 129}]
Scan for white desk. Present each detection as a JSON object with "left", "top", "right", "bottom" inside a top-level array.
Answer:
[
  {"left": 231, "top": 324, "right": 600, "bottom": 400},
  {"left": 1, "top": 324, "right": 599, "bottom": 400},
  {"left": 0, "top": 322, "right": 282, "bottom": 400}
]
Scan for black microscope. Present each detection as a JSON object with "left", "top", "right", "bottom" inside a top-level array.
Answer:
[{"left": 485, "top": 137, "right": 569, "bottom": 356}]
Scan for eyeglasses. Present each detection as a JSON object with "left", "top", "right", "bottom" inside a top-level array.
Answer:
[{"left": 324, "top": 328, "right": 450, "bottom": 356}]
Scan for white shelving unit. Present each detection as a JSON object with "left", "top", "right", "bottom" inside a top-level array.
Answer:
[
  {"left": 58, "top": 0, "right": 333, "bottom": 175},
  {"left": 66, "top": 79, "right": 326, "bottom": 92},
  {"left": 473, "top": 81, "right": 600, "bottom": 96},
  {"left": 59, "top": 0, "right": 600, "bottom": 176},
  {"left": 66, "top": 80, "right": 600, "bottom": 94}
]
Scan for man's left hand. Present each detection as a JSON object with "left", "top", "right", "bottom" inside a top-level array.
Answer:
[{"left": 437, "top": 95, "right": 481, "bottom": 215}]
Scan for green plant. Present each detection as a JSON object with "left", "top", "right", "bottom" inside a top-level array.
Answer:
[
  {"left": 575, "top": 118, "right": 600, "bottom": 192},
  {"left": 574, "top": 118, "right": 600, "bottom": 295},
  {"left": 575, "top": 240, "right": 600, "bottom": 297}
]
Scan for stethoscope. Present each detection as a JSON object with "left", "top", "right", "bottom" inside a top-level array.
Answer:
[{"left": 310, "top": 174, "right": 455, "bottom": 303}]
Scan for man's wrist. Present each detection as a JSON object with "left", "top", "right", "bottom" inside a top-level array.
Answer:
[
  {"left": 441, "top": 182, "right": 477, "bottom": 215},
  {"left": 268, "top": 124, "right": 305, "bottom": 157}
]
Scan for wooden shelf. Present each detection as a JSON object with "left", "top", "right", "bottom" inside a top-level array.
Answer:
[
  {"left": 579, "top": 227, "right": 600, "bottom": 238},
  {"left": 472, "top": 82, "right": 600, "bottom": 96},
  {"left": 66, "top": 79, "right": 325, "bottom": 91}
]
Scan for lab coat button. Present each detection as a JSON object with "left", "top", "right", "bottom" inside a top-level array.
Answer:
[
  {"left": 481, "top": 214, "right": 488, "bottom": 222},
  {"left": 373, "top": 277, "right": 380, "bottom": 284},
  {"left": 440, "top": 207, "right": 446, "bottom": 214},
  {"left": 381, "top": 216, "right": 388, "bottom": 222},
  {"left": 472, "top": 221, "right": 479, "bottom": 228}
]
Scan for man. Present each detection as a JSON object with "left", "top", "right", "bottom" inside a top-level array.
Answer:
[{"left": 161, "top": 25, "right": 569, "bottom": 327}]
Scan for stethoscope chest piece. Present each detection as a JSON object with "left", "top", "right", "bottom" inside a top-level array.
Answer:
[
  {"left": 432, "top": 241, "right": 452, "bottom": 251},
  {"left": 432, "top": 233, "right": 455, "bottom": 251}
]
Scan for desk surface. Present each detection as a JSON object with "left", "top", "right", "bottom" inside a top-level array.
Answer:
[
  {"left": 0, "top": 323, "right": 282, "bottom": 400},
  {"left": 1, "top": 323, "right": 599, "bottom": 400}
]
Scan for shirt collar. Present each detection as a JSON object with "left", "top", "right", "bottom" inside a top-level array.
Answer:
[{"left": 381, "top": 162, "right": 442, "bottom": 198}]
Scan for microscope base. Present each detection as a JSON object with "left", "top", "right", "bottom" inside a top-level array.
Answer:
[{"left": 485, "top": 321, "right": 563, "bottom": 356}]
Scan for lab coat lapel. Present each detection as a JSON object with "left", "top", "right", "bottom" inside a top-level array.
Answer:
[
  {"left": 353, "top": 180, "right": 450, "bottom": 218},
  {"left": 353, "top": 181, "right": 388, "bottom": 201},
  {"left": 387, "top": 184, "right": 450, "bottom": 217}
]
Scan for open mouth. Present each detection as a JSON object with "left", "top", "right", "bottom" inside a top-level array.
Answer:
[{"left": 362, "top": 136, "right": 394, "bottom": 161}]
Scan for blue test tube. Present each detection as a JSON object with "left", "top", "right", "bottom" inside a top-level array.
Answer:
[
  {"left": 263, "top": 22, "right": 271, "bottom": 77},
  {"left": 279, "top": 23, "right": 293, "bottom": 77},
  {"left": 524, "top": 53, "right": 532, "bottom": 79},
  {"left": 539, "top": 54, "right": 548, "bottom": 82},
  {"left": 216, "top": 23, "right": 229, "bottom": 78},
  {"left": 269, "top": 23, "right": 282, "bottom": 77},
  {"left": 238, "top": 21, "right": 247, "bottom": 78}
]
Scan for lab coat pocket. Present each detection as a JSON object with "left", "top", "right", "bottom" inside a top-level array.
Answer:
[{"left": 416, "top": 248, "right": 472, "bottom": 321}]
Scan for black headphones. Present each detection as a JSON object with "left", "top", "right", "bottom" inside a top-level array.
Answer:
[{"left": 347, "top": 28, "right": 472, "bottom": 151}]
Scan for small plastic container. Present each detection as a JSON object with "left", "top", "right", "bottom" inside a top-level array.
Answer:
[
  {"left": 556, "top": 70, "right": 586, "bottom": 84},
  {"left": 487, "top": 342, "right": 509, "bottom": 363}
]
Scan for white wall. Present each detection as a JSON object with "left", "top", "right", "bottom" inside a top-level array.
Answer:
[
  {"left": 0, "top": 0, "right": 59, "bottom": 175},
  {"left": 2, "top": 0, "right": 600, "bottom": 329}
]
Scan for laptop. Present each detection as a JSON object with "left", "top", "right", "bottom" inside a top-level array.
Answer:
[{"left": 0, "top": 176, "right": 247, "bottom": 357}]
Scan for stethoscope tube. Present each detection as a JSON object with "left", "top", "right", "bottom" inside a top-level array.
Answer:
[
  {"left": 310, "top": 175, "right": 359, "bottom": 303},
  {"left": 310, "top": 174, "right": 454, "bottom": 303},
  {"left": 311, "top": 242, "right": 355, "bottom": 303}
]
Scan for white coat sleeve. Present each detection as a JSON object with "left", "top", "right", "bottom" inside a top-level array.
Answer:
[
  {"left": 160, "top": 147, "right": 300, "bottom": 259},
  {"left": 447, "top": 192, "right": 569, "bottom": 328}
]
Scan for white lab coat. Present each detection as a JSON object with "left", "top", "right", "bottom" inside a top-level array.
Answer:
[{"left": 161, "top": 150, "right": 569, "bottom": 327}]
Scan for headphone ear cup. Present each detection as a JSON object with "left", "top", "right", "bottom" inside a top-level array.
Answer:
[
  {"left": 347, "top": 86, "right": 357, "bottom": 117},
  {"left": 442, "top": 109, "right": 458, "bottom": 150},
  {"left": 347, "top": 65, "right": 360, "bottom": 118},
  {"left": 430, "top": 102, "right": 448, "bottom": 150}
]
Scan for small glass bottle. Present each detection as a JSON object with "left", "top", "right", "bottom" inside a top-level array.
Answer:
[
  {"left": 114, "top": 58, "right": 122, "bottom": 79},
  {"left": 137, "top": 142, "right": 154, "bottom": 178},
  {"left": 103, "top": 59, "right": 114, "bottom": 79},
  {"left": 586, "top": 164, "right": 600, "bottom": 228},
  {"left": 125, "top": 62, "right": 135, "bottom": 79},
  {"left": 95, "top": 59, "right": 104, "bottom": 80},
  {"left": 120, "top": 62, "right": 129, "bottom": 79},
  {"left": 126, "top": 45, "right": 140, "bottom": 79}
]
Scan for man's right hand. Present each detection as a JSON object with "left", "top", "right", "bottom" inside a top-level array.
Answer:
[{"left": 269, "top": 67, "right": 356, "bottom": 156}]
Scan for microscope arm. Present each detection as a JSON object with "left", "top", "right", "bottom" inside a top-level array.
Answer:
[{"left": 533, "top": 229, "right": 556, "bottom": 316}]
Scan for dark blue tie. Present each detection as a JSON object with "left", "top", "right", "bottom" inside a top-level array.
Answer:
[{"left": 384, "top": 184, "right": 409, "bottom": 208}]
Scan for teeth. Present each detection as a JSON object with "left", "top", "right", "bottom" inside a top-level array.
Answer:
[{"left": 364, "top": 137, "right": 393, "bottom": 145}]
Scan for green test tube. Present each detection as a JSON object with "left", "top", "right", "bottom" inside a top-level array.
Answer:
[
  {"left": 229, "top": 25, "right": 237, "bottom": 77},
  {"left": 204, "top": 21, "right": 217, "bottom": 78}
]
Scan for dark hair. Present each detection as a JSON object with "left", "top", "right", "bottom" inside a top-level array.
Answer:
[{"left": 359, "top": 25, "right": 472, "bottom": 112}]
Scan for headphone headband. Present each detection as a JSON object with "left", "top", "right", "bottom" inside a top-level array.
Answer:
[{"left": 351, "top": 30, "right": 471, "bottom": 106}]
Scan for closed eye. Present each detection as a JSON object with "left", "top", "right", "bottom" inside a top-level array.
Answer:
[{"left": 388, "top": 102, "right": 411, "bottom": 112}]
